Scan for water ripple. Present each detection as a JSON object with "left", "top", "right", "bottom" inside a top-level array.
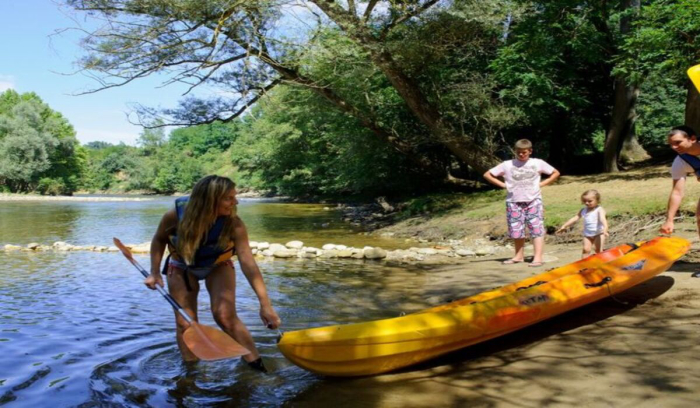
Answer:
[{"left": 0, "top": 201, "right": 430, "bottom": 407}]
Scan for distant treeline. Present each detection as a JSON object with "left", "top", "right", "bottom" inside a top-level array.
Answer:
[{"left": 3, "top": 1, "right": 699, "bottom": 197}]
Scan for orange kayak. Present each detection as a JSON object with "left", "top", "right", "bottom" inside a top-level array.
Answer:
[{"left": 277, "top": 237, "right": 690, "bottom": 376}]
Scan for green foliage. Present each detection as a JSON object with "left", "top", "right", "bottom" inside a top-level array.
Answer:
[
  {"left": 36, "top": 177, "right": 68, "bottom": 196},
  {"left": 137, "top": 124, "right": 166, "bottom": 156},
  {"left": 636, "top": 73, "right": 686, "bottom": 146},
  {"left": 151, "top": 145, "right": 205, "bottom": 194},
  {"left": 0, "top": 90, "right": 83, "bottom": 194},
  {"left": 80, "top": 142, "right": 139, "bottom": 191},
  {"left": 490, "top": 1, "right": 615, "bottom": 162},
  {"left": 617, "top": 0, "right": 700, "bottom": 83},
  {"left": 84, "top": 141, "right": 112, "bottom": 149},
  {"left": 169, "top": 121, "right": 237, "bottom": 156},
  {"left": 229, "top": 86, "right": 435, "bottom": 198},
  {"left": 60, "top": 1, "right": 700, "bottom": 199}
]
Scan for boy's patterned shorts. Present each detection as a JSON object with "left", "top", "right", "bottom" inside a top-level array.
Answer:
[{"left": 506, "top": 198, "right": 545, "bottom": 239}]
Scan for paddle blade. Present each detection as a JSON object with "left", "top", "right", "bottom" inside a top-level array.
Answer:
[
  {"left": 183, "top": 322, "right": 251, "bottom": 361},
  {"left": 113, "top": 238, "right": 135, "bottom": 262}
]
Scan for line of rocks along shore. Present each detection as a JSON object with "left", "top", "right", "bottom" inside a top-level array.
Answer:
[{"left": 2, "top": 240, "right": 510, "bottom": 262}]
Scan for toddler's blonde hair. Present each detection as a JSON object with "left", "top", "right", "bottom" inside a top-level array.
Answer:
[{"left": 581, "top": 189, "right": 601, "bottom": 203}]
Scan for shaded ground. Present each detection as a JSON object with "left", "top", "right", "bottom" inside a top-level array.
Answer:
[{"left": 285, "top": 226, "right": 700, "bottom": 408}]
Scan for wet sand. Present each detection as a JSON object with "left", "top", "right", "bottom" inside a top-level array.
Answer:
[{"left": 286, "top": 238, "right": 700, "bottom": 407}]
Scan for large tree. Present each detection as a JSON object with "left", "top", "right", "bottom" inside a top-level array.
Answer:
[
  {"left": 492, "top": 0, "right": 654, "bottom": 173},
  {"left": 602, "top": 0, "right": 646, "bottom": 173},
  {"left": 67, "top": 0, "right": 514, "bottom": 180},
  {"left": 0, "top": 90, "right": 83, "bottom": 193}
]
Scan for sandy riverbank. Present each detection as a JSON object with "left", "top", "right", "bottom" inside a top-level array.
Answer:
[{"left": 286, "top": 229, "right": 700, "bottom": 407}]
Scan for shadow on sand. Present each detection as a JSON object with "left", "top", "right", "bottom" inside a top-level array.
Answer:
[{"left": 287, "top": 275, "right": 679, "bottom": 407}]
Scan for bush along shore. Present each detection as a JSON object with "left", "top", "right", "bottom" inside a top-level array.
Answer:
[{"left": 1, "top": 240, "right": 510, "bottom": 263}]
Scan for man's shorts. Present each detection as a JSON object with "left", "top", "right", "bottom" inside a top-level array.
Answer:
[{"left": 506, "top": 198, "right": 545, "bottom": 239}]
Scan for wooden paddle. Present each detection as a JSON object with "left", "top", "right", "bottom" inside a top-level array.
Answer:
[{"left": 113, "top": 238, "right": 250, "bottom": 361}]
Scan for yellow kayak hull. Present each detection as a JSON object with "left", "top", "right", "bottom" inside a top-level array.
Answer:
[
  {"left": 689, "top": 64, "right": 700, "bottom": 92},
  {"left": 277, "top": 237, "right": 690, "bottom": 376}
]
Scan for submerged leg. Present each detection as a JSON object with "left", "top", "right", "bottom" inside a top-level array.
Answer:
[
  {"left": 206, "top": 263, "right": 261, "bottom": 363},
  {"left": 167, "top": 267, "right": 200, "bottom": 362}
]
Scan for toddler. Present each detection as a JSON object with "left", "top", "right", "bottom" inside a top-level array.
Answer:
[{"left": 556, "top": 189, "right": 609, "bottom": 258}]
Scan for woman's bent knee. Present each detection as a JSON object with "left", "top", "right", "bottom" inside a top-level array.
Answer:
[{"left": 212, "top": 308, "right": 239, "bottom": 327}]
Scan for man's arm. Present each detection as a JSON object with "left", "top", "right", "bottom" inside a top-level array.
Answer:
[{"left": 660, "top": 178, "right": 686, "bottom": 235}]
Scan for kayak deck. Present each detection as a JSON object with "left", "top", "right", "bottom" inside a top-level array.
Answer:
[{"left": 277, "top": 237, "right": 690, "bottom": 376}]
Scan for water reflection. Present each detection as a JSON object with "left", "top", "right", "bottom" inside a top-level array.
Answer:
[
  {"left": 0, "top": 197, "right": 411, "bottom": 249},
  {"left": 0, "top": 252, "right": 429, "bottom": 406},
  {"left": 0, "top": 198, "right": 434, "bottom": 407},
  {"left": 0, "top": 202, "right": 83, "bottom": 246}
]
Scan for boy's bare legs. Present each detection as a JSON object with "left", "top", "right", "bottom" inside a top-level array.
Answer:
[
  {"left": 512, "top": 238, "right": 526, "bottom": 262},
  {"left": 532, "top": 236, "right": 544, "bottom": 264}
]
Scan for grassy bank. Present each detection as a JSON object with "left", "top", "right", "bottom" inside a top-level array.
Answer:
[{"left": 378, "top": 163, "right": 700, "bottom": 242}]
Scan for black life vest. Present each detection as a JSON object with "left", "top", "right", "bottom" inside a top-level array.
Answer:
[{"left": 168, "top": 196, "right": 235, "bottom": 268}]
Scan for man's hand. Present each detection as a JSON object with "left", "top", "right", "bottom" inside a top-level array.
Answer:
[{"left": 659, "top": 221, "right": 674, "bottom": 235}]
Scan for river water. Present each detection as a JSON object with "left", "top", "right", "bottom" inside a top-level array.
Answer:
[{"left": 0, "top": 197, "right": 439, "bottom": 407}]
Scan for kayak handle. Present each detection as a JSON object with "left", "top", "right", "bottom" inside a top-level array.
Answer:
[{"left": 584, "top": 276, "right": 612, "bottom": 289}]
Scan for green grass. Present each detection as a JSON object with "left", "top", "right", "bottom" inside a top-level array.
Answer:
[{"left": 385, "top": 163, "right": 697, "bottom": 240}]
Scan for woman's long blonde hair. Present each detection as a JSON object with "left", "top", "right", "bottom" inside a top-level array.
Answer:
[{"left": 177, "top": 175, "right": 237, "bottom": 265}]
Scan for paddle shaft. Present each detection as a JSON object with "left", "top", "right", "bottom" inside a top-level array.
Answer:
[
  {"left": 136, "top": 261, "right": 194, "bottom": 325},
  {"left": 113, "top": 239, "right": 194, "bottom": 325}
]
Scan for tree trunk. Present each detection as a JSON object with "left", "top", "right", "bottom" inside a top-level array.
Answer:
[
  {"left": 368, "top": 51, "right": 501, "bottom": 174},
  {"left": 312, "top": 1, "right": 501, "bottom": 175},
  {"left": 620, "top": 121, "right": 649, "bottom": 164},
  {"left": 686, "top": 80, "right": 700, "bottom": 132},
  {"left": 602, "top": 0, "right": 643, "bottom": 173},
  {"left": 603, "top": 76, "right": 640, "bottom": 172},
  {"left": 226, "top": 36, "right": 453, "bottom": 181}
]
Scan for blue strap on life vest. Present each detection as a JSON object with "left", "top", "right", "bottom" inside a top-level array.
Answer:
[{"left": 679, "top": 154, "right": 700, "bottom": 177}]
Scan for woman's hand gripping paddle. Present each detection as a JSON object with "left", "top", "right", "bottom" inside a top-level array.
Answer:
[{"left": 113, "top": 238, "right": 250, "bottom": 361}]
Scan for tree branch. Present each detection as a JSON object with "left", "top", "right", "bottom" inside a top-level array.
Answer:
[
  {"left": 363, "top": 0, "right": 379, "bottom": 21},
  {"left": 347, "top": 0, "right": 356, "bottom": 17},
  {"left": 136, "top": 78, "right": 282, "bottom": 127},
  {"left": 379, "top": 0, "right": 441, "bottom": 40}
]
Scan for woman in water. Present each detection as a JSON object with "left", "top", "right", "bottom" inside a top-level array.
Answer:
[{"left": 145, "top": 175, "right": 280, "bottom": 371}]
